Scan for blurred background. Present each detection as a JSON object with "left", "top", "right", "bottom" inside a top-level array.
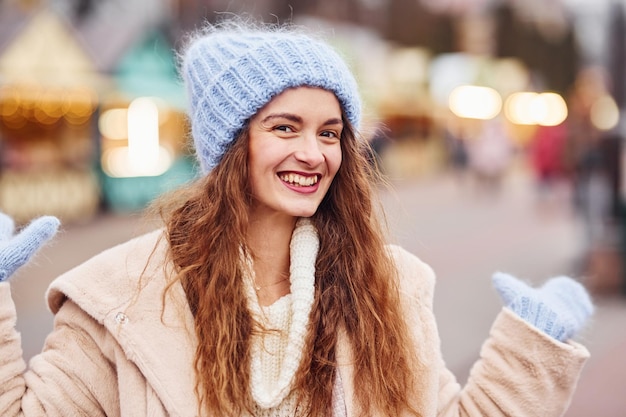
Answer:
[{"left": 1, "top": 0, "right": 626, "bottom": 415}]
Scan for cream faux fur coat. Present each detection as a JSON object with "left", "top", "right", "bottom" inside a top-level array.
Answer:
[{"left": 0, "top": 229, "right": 589, "bottom": 416}]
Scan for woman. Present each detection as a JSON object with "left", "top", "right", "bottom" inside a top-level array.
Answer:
[{"left": 0, "top": 21, "right": 592, "bottom": 416}]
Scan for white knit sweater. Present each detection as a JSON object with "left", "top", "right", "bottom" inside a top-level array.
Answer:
[
  {"left": 250, "top": 295, "right": 303, "bottom": 416},
  {"left": 243, "top": 218, "right": 322, "bottom": 416}
]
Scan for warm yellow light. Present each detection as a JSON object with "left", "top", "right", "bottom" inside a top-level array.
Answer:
[
  {"left": 0, "top": 98, "right": 19, "bottom": 117},
  {"left": 537, "top": 93, "right": 568, "bottom": 126},
  {"left": 0, "top": 86, "right": 22, "bottom": 118},
  {"left": 34, "top": 107, "right": 57, "bottom": 125},
  {"left": 590, "top": 94, "right": 619, "bottom": 131},
  {"left": 448, "top": 85, "right": 502, "bottom": 120},
  {"left": 504, "top": 92, "right": 567, "bottom": 126},
  {"left": 2, "top": 112, "right": 27, "bottom": 129},
  {"left": 65, "top": 87, "right": 97, "bottom": 110},
  {"left": 504, "top": 92, "right": 538, "bottom": 125},
  {"left": 101, "top": 146, "right": 173, "bottom": 178},
  {"left": 128, "top": 97, "right": 160, "bottom": 175},
  {"left": 99, "top": 108, "right": 128, "bottom": 140}
]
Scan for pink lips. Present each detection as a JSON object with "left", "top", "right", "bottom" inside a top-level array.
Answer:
[{"left": 278, "top": 172, "right": 321, "bottom": 194}]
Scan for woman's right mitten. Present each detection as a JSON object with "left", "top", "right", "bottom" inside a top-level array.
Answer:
[{"left": 0, "top": 213, "right": 60, "bottom": 282}]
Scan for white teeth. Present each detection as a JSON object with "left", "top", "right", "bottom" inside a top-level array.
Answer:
[{"left": 279, "top": 173, "right": 318, "bottom": 187}]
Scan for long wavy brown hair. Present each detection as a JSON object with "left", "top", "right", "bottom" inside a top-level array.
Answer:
[{"left": 157, "top": 114, "right": 422, "bottom": 416}]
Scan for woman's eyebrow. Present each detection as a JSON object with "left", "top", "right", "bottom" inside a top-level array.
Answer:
[
  {"left": 260, "top": 114, "right": 343, "bottom": 127},
  {"left": 323, "top": 118, "right": 344, "bottom": 127},
  {"left": 261, "top": 113, "right": 303, "bottom": 124}
]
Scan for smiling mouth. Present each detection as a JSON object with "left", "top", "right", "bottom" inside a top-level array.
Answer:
[{"left": 278, "top": 172, "right": 320, "bottom": 187}]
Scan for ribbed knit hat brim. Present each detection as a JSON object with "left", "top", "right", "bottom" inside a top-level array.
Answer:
[{"left": 182, "top": 28, "right": 361, "bottom": 173}]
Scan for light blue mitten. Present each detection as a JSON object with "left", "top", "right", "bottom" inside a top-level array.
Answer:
[
  {"left": 0, "top": 213, "right": 60, "bottom": 282},
  {"left": 492, "top": 271, "right": 593, "bottom": 342}
]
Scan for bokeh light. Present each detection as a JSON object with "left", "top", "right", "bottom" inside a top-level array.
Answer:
[
  {"left": 100, "top": 97, "right": 174, "bottom": 177},
  {"left": 504, "top": 92, "right": 568, "bottom": 126},
  {"left": 99, "top": 108, "right": 128, "bottom": 140},
  {"left": 448, "top": 85, "right": 502, "bottom": 120},
  {"left": 590, "top": 94, "right": 619, "bottom": 131}
]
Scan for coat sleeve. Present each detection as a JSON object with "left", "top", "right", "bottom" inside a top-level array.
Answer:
[
  {"left": 437, "top": 308, "right": 589, "bottom": 417},
  {"left": 390, "top": 246, "right": 590, "bottom": 417},
  {"left": 0, "top": 282, "right": 117, "bottom": 417}
]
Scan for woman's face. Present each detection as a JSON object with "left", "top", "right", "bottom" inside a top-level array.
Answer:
[{"left": 247, "top": 86, "right": 343, "bottom": 220}]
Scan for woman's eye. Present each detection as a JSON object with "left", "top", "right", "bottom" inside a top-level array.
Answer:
[
  {"left": 320, "top": 130, "right": 339, "bottom": 138},
  {"left": 275, "top": 125, "right": 294, "bottom": 133}
]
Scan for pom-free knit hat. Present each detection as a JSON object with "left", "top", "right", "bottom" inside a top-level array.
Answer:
[{"left": 181, "top": 24, "right": 362, "bottom": 173}]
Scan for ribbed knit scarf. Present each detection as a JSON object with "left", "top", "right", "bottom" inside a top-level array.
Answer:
[{"left": 243, "top": 218, "right": 318, "bottom": 409}]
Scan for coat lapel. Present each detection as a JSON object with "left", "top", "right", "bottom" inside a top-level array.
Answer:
[
  {"left": 48, "top": 230, "right": 200, "bottom": 416},
  {"left": 107, "top": 275, "right": 199, "bottom": 416}
]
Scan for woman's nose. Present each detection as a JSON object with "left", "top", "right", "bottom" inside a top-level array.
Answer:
[{"left": 294, "top": 134, "right": 325, "bottom": 166}]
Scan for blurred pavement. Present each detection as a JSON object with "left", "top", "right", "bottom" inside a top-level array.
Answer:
[
  {"left": 380, "top": 166, "right": 626, "bottom": 417},
  {"left": 10, "top": 165, "right": 626, "bottom": 416}
]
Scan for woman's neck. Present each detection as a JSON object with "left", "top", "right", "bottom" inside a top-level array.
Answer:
[{"left": 247, "top": 215, "right": 297, "bottom": 306}]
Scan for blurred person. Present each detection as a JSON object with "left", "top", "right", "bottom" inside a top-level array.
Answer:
[
  {"left": 529, "top": 123, "right": 569, "bottom": 196},
  {"left": 0, "top": 19, "right": 594, "bottom": 417},
  {"left": 442, "top": 116, "right": 470, "bottom": 182},
  {"left": 465, "top": 115, "right": 515, "bottom": 194},
  {"left": 565, "top": 68, "right": 621, "bottom": 276},
  {"left": 573, "top": 131, "right": 619, "bottom": 248}
]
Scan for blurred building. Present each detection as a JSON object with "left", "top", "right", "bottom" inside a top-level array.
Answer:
[
  {"left": 0, "top": 0, "right": 194, "bottom": 222},
  {"left": 0, "top": 0, "right": 624, "bottom": 226}
]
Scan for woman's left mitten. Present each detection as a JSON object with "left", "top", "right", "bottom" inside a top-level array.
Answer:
[
  {"left": 492, "top": 271, "right": 594, "bottom": 342},
  {"left": 0, "top": 213, "right": 60, "bottom": 282}
]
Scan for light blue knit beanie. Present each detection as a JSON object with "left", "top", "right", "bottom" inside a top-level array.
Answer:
[{"left": 181, "top": 24, "right": 362, "bottom": 174}]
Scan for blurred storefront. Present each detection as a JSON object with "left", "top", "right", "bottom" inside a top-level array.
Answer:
[
  {"left": 0, "top": 9, "right": 196, "bottom": 223},
  {"left": 98, "top": 30, "right": 196, "bottom": 212},
  {"left": 0, "top": 11, "right": 103, "bottom": 224}
]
